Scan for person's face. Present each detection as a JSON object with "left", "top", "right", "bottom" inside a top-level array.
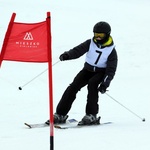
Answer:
[{"left": 94, "top": 33, "right": 106, "bottom": 41}]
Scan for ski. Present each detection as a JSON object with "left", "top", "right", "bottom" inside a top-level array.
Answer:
[
  {"left": 24, "top": 119, "right": 112, "bottom": 129},
  {"left": 24, "top": 123, "right": 49, "bottom": 128},
  {"left": 24, "top": 119, "right": 78, "bottom": 129},
  {"left": 54, "top": 122, "right": 112, "bottom": 129}
]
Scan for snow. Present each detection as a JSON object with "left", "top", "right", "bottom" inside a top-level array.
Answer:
[{"left": 0, "top": 0, "right": 150, "bottom": 149}]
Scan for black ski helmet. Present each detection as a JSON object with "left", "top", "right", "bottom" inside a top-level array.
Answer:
[
  {"left": 93, "top": 21, "right": 111, "bottom": 35},
  {"left": 93, "top": 21, "right": 111, "bottom": 45}
]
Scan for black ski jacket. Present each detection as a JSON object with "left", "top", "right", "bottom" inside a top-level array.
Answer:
[{"left": 63, "top": 39, "right": 118, "bottom": 87}]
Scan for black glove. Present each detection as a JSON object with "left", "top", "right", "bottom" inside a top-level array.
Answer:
[
  {"left": 59, "top": 52, "right": 69, "bottom": 61},
  {"left": 98, "top": 84, "right": 107, "bottom": 94}
]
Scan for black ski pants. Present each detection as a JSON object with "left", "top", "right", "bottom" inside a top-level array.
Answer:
[{"left": 56, "top": 68, "right": 105, "bottom": 116}]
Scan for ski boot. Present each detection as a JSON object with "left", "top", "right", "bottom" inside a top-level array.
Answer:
[
  {"left": 45, "top": 113, "right": 68, "bottom": 125},
  {"left": 78, "top": 114, "right": 101, "bottom": 126}
]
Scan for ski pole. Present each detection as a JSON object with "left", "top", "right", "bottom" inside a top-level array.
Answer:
[
  {"left": 18, "top": 60, "right": 60, "bottom": 90},
  {"left": 105, "top": 93, "right": 146, "bottom": 122}
]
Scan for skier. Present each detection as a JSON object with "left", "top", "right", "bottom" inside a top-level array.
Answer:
[{"left": 46, "top": 21, "right": 118, "bottom": 125}]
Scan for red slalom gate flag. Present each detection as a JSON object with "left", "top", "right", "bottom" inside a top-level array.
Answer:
[
  {"left": 0, "top": 13, "right": 49, "bottom": 65},
  {"left": 0, "top": 12, "right": 54, "bottom": 150}
]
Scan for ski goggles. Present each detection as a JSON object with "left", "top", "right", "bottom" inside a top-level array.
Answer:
[{"left": 94, "top": 33, "right": 106, "bottom": 38}]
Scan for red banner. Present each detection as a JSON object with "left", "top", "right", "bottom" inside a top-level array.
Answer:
[
  {"left": 0, "top": 13, "right": 54, "bottom": 150},
  {"left": 0, "top": 13, "right": 49, "bottom": 64}
]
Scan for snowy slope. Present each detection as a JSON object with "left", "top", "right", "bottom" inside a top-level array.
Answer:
[{"left": 0, "top": 0, "right": 150, "bottom": 150}]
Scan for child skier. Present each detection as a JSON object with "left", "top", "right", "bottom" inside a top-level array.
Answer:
[{"left": 46, "top": 21, "right": 118, "bottom": 125}]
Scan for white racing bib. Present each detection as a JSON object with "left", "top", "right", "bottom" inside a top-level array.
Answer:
[{"left": 85, "top": 39, "right": 115, "bottom": 68}]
